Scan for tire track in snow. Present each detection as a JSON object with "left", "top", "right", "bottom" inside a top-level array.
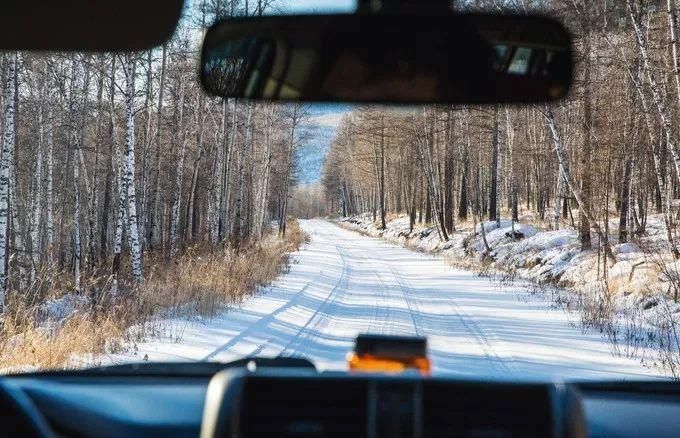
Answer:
[
  {"left": 373, "top": 271, "right": 395, "bottom": 336},
  {"left": 279, "top": 246, "right": 351, "bottom": 358},
  {"left": 387, "top": 264, "right": 421, "bottom": 337},
  {"left": 201, "top": 269, "right": 328, "bottom": 361},
  {"left": 445, "top": 297, "right": 515, "bottom": 375},
  {"left": 391, "top": 265, "right": 514, "bottom": 376},
  {"left": 365, "top": 253, "right": 397, "bottom": 336}
]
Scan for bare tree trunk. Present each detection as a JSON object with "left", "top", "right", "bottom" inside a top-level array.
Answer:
[
  {"left": 0, "top": 54, "right": 16, "bottom": 313},
  {"left": 69, "top": 58, "right": 82, "bottom": 294},
  {"left": 414, "top": 109, "right": 448, "bottom": 241},
  {"left": 87, "top": 59, "right": 105, "bottom": 268},
  {"left": 46, "top": 89, "right": 54, "bottom": 257},
  {"left": 458, "top": 108, "right": 471, "bottom": 221},
  {"left": 149, "top": 44, "right": 167, "bottom": 249},
  {"left": 629, "top": 0, "right": 680, "bottom": 183},
  {"left": 554, "top": 164, "right": 565, "bottom": 231},
  {"left": 489, "top": 105, "right": 500, "bottom": 226},
  {"left": 233, "top": 103, "right": 251, "bottom": 246},
  {"left": 668, "top": 0, "right": 680, "bottom": 110},
  {"left": 444, "top": 109, "right": 455, "bottom": 233},
  {"left": 619, "top": 156, "right": 634, "bottom": 243},
  {"left": 629, "top": 67, "right": 680, "bottom": 258},
  {"left": 139, "top": 49, "right": 154, "bottom": 249},
  {"left": 30, "top": 65, "right": 46, "bottom": 282},
  {"left": 505, "top": 108, "right": 518, "bottom": 235},
  {"left": 580, "top": 27, "right": 593, "bottom": 250},
  {"left": 254, "top": 105, "right": 274, "bottom": 237},
  {"left": 102, "top": 56, "right": 116, "bottom": 261},
  {"left": 379, "top": 115, "right": 387, "bottom": 230},
  {"left": 122, "top": 55, "right": 143, "bottom": 283},
  {"left": 219, "top": 99, "right": 237, "bottom": 242},
  {"left": 10, "top": 57, "right": 26, "bottom": 292},
  {"left": 544, "top": 106, "right": 615, "bottom": 261},
  {"left": 279, "top": 105, "right": 298, "bottom": 237},
  {"left": 187, "top": 92, "right": 205, "bottom": 241},
  {"left": 170, "top": 74, "right": 187, "bottom": 254}
]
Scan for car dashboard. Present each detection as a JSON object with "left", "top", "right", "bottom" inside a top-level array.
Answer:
[{"left": 2, "top": 361, "right": 679, "bottom": 438}]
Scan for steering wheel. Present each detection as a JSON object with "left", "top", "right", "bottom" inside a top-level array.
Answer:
[{"left": 0, "top": 380, "right": 52, "bottom": 437}]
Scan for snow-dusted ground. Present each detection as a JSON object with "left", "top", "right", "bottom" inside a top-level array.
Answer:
[
  {"left": 104, "top": 219, "right": 665, "bottom": 381},
  {"left": 339, "top": 214, "right": 669, "bottom": 301}
]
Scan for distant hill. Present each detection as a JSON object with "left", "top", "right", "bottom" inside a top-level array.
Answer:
[
  {"left": 293, "top": 104, "right": 350, "bottom": 184},
  {"left": 294, "top": 124, "right": 336, "bottom": 185}
]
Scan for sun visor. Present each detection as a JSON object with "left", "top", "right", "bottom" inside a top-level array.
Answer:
[{"left": 0, "top": 0, "right": 183, "bottom": 51}]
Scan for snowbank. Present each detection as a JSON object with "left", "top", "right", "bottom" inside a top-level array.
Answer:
[
  {"left": 37, "top": 293, "right": 89, "bottom": 325},
  {"left": 337, "top": 215, "right": 669, "bottom": 305}
]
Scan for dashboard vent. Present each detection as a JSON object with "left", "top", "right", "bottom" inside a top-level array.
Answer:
[
  {"left": 421, "top": 382, "right": 554, "bottom": 437},
  {"left": 242, "top": 378, "right": 368, "bottom": 438}
]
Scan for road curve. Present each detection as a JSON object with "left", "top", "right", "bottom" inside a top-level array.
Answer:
[{"left": 109, "top": 219, "right": 661, "bottom": 381}]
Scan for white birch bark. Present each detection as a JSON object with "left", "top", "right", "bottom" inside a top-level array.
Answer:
[
  {"left": 0, "top": 54, "right": 16, "bottom": 313},
  {"left": 9, "top": 57, "right": 26, "bottom": 292},
  {"left": 111, "top": 58, "right": 124, "bottom": 266},
  {"left": 123, "top": 55, "right": 143, "bottom": 283}
]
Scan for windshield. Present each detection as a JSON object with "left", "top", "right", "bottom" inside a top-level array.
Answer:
[{"left": 0, "top": 0, "right": 676, "bottom": 382}]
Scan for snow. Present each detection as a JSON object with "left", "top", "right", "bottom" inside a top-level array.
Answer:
[
  {"left": 337, "top": 215, "right": 667, "bottom": 299},
  {"left": 615, "top": 243, "right": 640, "bottom": 255},
  {"left": 38, "top": 293, "right": 88, "bottom": 324},
  {"left": 102, "top": 220, "right": 665, "bottom": 381}
]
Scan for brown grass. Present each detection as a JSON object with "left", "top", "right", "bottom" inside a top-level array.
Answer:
[{"left": 0, "top": 220, "right": 307, "bottom": 372}]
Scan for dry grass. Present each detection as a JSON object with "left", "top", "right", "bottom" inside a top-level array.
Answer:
[{"left": 0, "top": 220, "right": 307, "bottom": 372}]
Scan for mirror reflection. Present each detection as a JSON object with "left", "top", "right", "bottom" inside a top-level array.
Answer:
[{"left": 201, "top": 14, "right": 572, "bottom": 104}]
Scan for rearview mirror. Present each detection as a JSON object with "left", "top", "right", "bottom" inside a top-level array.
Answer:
[{"left": 200, "top": 13, "right": 572, "bottom": 104}]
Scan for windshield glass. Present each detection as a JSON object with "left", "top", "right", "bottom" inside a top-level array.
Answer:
[{"left": 0, "top": 0, "right": 676, "bottom": 382}]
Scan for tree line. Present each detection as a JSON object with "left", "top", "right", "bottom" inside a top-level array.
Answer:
[
  {"left": 0, "top": 0, "right": 303, "bottom": 313},
  {"left": 323, "top": 0, "right": 680, "bottom": 262}
]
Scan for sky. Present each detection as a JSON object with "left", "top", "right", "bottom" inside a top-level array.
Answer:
[{"left": 284, "top": 0, "right": 356, "bottom": 13}]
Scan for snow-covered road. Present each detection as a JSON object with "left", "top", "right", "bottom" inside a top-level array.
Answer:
[{"left": 109, "top": 219, "right": 664, "bottom": 381}]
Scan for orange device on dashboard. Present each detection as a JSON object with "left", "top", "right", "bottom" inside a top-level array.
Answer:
[{"left": 347, "top": 334, "right": 431, "bottom": 375}]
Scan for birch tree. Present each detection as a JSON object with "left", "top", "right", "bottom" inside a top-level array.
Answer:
[
  {"left": 122, "top": 54, "right": 143, "bottom": 283},
  {"left": 0, "top": 54, "right": 16, "bottom": 312}
]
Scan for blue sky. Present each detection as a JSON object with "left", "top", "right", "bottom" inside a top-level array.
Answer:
[{"left": 285, "top": 0, "right": 356, "bottom": 12}]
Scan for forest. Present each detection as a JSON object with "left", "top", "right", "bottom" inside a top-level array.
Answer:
[
  {"left": 0, "top": 0, "right": 311, "bottom": 369},
  {"left": 3, "top": 0, "right": 680, "bottom": 371},
  {"left": 323, "top": 0, "right": 680, "bottom": 261}
]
